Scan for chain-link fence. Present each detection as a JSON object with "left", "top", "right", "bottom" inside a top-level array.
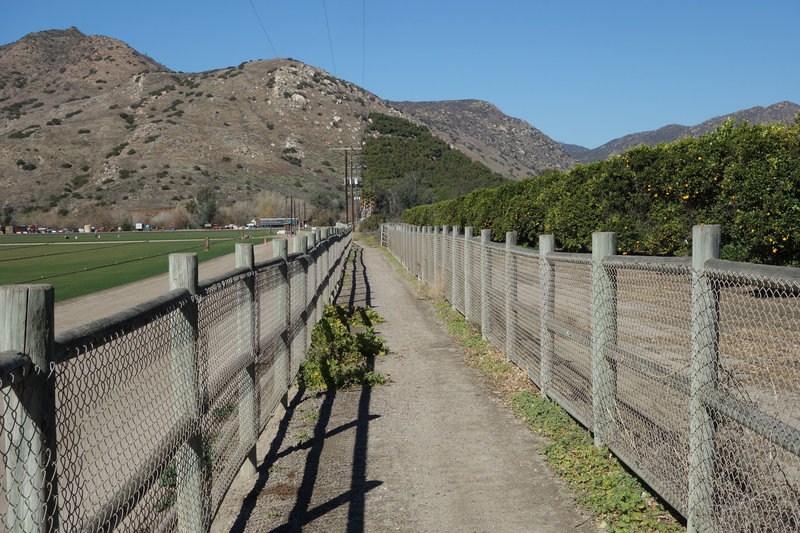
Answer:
[
  {"left": 386, "top": 223, "right": 800, "bottom": 533},
  {"left": 0, "top": 228, "right": 351, "bottom": 532}
]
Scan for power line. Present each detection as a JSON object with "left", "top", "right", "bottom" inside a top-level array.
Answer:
[
  {"left": 248, "top": 0, "right": 278, "bottom": 58},
  {"left": 321, "top": 0, "right": 337, "bottom": 76}
]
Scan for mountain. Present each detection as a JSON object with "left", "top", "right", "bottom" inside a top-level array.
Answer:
[
  {"left": 562, "top": 101, "right": 800, "bottom": 164},
  {"left": 0, "top": 27, "right": 404, "bottom": 226},
  {"left": 389, "top": 99, "right": 578, "bottom": 179}
]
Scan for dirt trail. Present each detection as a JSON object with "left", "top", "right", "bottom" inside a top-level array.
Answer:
[
  {"left": 54, "top": 241, "right": 275, "bottom": 332},
  {"left": 211, "top": 242, "right": 599, "bottom": 532}
]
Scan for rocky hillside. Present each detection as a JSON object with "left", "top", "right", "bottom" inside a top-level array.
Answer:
[
  {"left": 390, "top": 99, "right": 578, "bottom": 179},
  {"left": 0, "top": 27, "right": 402, "bottom": 225},
  {"left": 563, "top": 101, "right": 800, "bottom": 164}
]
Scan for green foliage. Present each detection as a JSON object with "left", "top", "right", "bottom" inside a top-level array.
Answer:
[
  {"left": 186, "top": 186, "right": 218, "bottom": 226},
  {"left": 362, "top": 113, "right": 508, "bottom": 219},
  {"left": 2, "top": 98, "right": 37, "bottom": 118},
  {"left": 7, "top": 125, "right": 40, "bottom": 139},
  {"left": 298, "top": 305, "right": 388, "bottom": 390},
  {"left": 16, "top": 159, "right": 36, "bottom": 171},
  {"left": 357, "top": 213, "right": 384, "bottom": 233},
  {"left": 511, "top": 392, "right": 682, "bottom": 532},
  {"left": 105, "top": 142, "right": 129, "bottom": 158},
  {"left": 149, "top": 84, "right": 176, "bottom": 96},
  {"left": 403, "top": 119, "right": 800, "bottom": 265},
  {"left": 281, "top": 155, "right": 302, "bottom": 166},
  {"left": 72, "top": 174, "right": 89, "bottom": 188}
]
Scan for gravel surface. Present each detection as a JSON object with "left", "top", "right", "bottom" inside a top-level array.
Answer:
[{"left": 211, "top": 242, "right": 600, "bottom": 532}]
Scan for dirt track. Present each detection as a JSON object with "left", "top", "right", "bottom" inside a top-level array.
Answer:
[
  {"left": 54, "top": 240, "right": 275, "bottom": 332},
  {"left": 210, "top": 242, "right": 599, "bottom": 532}
]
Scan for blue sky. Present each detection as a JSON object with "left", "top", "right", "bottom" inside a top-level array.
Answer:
[{"left": 2, "top": 1, "right": 798, "bottom": 148}]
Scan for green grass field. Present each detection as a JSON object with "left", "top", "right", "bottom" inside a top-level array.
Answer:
[
  {"left": 0, "top": 230, "right": 275, "bottom": 301},
  {"left": 0, "top": 228, "right": 276, "bottom": 243}
]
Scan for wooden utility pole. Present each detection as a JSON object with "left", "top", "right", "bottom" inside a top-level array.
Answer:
[
  {"left": 344, "top": 149, "right": 350, "bottom": 225},
  {"left": 350, "top": 149, "right": 356, "bottom": 224}
]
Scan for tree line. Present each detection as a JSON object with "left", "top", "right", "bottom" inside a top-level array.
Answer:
[{"left": 402, "top": 117, "right": 800, "bottom": 265}]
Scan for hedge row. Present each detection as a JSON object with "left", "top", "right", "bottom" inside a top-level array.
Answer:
[{"left": 402, "top": 119, "right": 800, "bottom": 265}]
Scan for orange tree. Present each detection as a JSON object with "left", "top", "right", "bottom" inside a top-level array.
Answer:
[{"left": 402, "top": 118, "right": 800, "bottom": 265}]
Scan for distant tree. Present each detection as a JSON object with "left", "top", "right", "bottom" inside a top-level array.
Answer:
[{"left": 189, "top": 186, "right": 217, "bottom": 226}]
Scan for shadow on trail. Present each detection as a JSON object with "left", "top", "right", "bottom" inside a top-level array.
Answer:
[
  {"left": 334, "top": 245, "right": 371, "bottom": 309},
  {"left": 230, "top": 388, "right": 306, "bottom": 532},
  {"left": 234, "top": 240, "right": 383, "bottom": 532}
]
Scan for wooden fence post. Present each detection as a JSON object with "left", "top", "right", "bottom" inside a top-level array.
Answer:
[
  {"left": 591, "top": 232, "right": 617, "bottom": 448},
  {"left": 442, "top": 226, "right": 450, "bottom": 291},
  {"left": 0, "top": 284, "right": 58, "bottom": 533},
  {"left": 272, "top": 240, "right": 290, "bottom": 408},
  {"left": 464, "top": 227, "right": 474, "bottom": 323},
  {"left": 480, "top": 229, "right": 492, "bottom": 340},
  {"left": 168, "top": 253, "right": 205, "bottom": 533},
  {"left": 505, "top": 231, "right": 518, "bottom": 363},
  {"left": 433, "top": 226, "right": 441, "bottom": 287},
  {"left": 539, "top": 235, "right": 555, "bottom": 397},
  {"left": 297, "top": 236, "right": 310, "bottom": 347},
  {"left": 687, "top": 224, "right": 721, "bottom": 533},
  {"left": 451, "top": 226, "right": 460, "bottom": 310},
  {"left": 235, "top": 244, "right": 258, "bottom": 479}
]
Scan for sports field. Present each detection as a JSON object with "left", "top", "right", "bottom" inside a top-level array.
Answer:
[{"left": 0, "top": 230, "right": 275, "bottom": 301}]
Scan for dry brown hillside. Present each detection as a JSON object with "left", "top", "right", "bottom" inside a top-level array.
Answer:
[
  {"left": 0, "top": 28, "right": 401, "bottom": 225},
  {"left": 1, "top": 27, "right": 585, "bottom": 228}
]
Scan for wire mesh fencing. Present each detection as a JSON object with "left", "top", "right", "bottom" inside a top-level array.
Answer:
[
  {"left": 385, "top": 222, "right": 800, "bottom": 533},
  {"left": 0, "top": 229, "right": 351, "bottom": 532}
]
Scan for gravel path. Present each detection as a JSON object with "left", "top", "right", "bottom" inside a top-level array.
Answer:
[{"left": 211, "top": 242, "right": 600, "bottom": 532}]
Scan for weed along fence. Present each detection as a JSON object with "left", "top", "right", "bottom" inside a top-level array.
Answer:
[
  {"left": 0, "top": 227, "right": 351, "bottom": 532},
  {"left": 385, "top": 223, "right": 800, "bottom": 533}
]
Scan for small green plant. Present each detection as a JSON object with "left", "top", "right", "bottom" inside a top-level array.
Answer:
[
  {"left": 298, "top": 305, "right": 388, "bottom": 390},
  {"left": 16, "top": 159, "right": 36, "bottom": 171},
  {"left": 511, "top": 392, "right": 682, "bottom": 532},
  {"left": 105, "top": 142, "right": 128, "bottom": 158},
  {"left": 295, "top": 430, "right": 313, "bottom": 445},
  {"left": 280, "top": 155, "right": 302, "bottom": 167},
  {"left": 155, "top": 462, "right": 177, "bottom": 512},
  {"left": 299, "top": 409, "right": 319, "bottom": 423}
]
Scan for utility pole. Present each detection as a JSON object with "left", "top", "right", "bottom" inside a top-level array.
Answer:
[
  {"left": 329, "top": 145, "right": 361, "bottom": 226},
  {"left": 350, "top": 148, "right": 356, "bottom": 225},
  {"left": 344, "top": 149, "right": 350, "bottom": 225}
]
